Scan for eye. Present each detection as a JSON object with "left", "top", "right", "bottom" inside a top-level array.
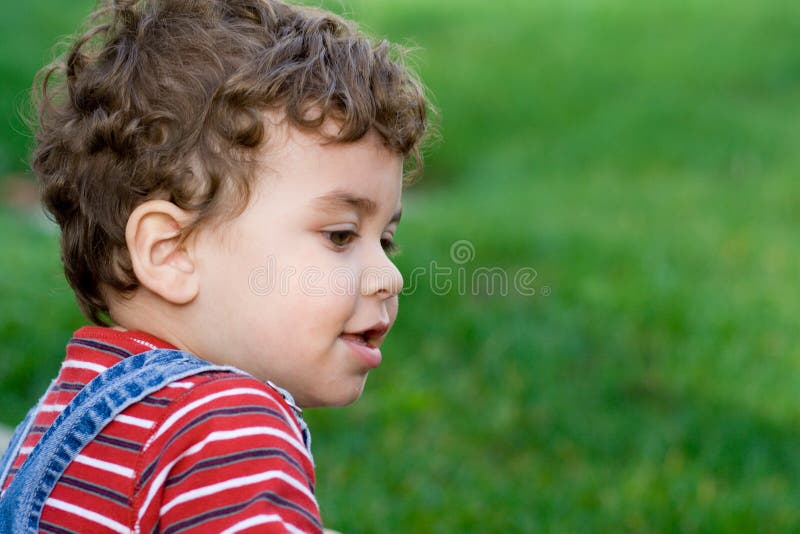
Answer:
[
  {"left": 325, "top": 230, "right": 357, "bottom": 249},
  {"left": 381, "top": 236, "right": 400, "bottom": 257}
]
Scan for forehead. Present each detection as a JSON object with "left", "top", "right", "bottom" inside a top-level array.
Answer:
[{"left": 258, "top": 122, "right": 404, "bottom": 212}]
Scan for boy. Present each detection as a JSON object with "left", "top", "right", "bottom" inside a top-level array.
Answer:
[{"left": 0, "top": 0, "right": 429, "bottom": 532}]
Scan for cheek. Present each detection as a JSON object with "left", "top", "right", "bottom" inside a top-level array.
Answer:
[
  {"left": 280, "top": 278, "right": 357, "bottom": 337},
  {"left": 242, "top": 245, "right": 361, "bottom": 341},
  {"left": 387, "top": 296, "right": 399, "bottom": 323}
]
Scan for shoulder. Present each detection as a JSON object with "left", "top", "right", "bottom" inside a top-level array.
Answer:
[
  {"left": 140, "top": 370, "right": 310, "bottom": 462},
  {"left": 130, "top": 371, "right": 320, "bottom": 530}
]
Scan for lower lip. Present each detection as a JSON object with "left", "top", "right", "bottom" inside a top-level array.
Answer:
[{"left": 340, "top": 336, "right": 382, "bottom": 369}]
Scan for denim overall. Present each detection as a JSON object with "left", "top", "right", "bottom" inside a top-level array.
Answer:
[{"left": 0, "top": 349, "right": 245, "bottom": 533}]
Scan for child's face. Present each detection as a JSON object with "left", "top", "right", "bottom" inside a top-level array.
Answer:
[{"left": 188, "top": 124, "right": 404, "bottom": 407}]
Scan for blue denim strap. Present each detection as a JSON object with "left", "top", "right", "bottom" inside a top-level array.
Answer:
[
  {"left": 267, "top": 380, "right": 313, "bottom": 458},
  {"left": 0, "top": 349, "right": 240, "bottom": 534},
  {"left": 0, "top": 386, "right": 49, "bottom": 490}
]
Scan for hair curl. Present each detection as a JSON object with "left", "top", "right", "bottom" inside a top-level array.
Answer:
[{"left": 32, "top": 0, "right": 431, "bottom": 324}]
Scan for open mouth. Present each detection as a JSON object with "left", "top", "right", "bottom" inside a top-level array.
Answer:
[
  {"left": 340, "top": 322, "right": 389, "bottom": 349},
  {"left": 340, "top": 332, "right": 372, "bottom": 347},
  {"left": 339, "top": 324, "right": 388, "bottom": 369}
]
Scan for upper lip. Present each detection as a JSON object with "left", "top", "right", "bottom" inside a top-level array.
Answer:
[{"left": 343, "top": 321, "right": 390, "bottom": 348}]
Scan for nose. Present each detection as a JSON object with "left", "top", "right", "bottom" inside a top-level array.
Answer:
[{"left": 360, "top": 248, "right": 404, "bottom": 298}]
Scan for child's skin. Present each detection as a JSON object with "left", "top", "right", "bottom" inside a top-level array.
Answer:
[{"left": 109, "top": 117, "right": 404, "bottom": 408}]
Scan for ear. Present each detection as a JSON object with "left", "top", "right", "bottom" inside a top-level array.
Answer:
[{"left": 126, "top": 200, "right": 199, "bottom": 304}]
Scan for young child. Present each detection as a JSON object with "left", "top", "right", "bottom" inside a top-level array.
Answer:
[{"left": 0, "top": 0, "right": 429, "bottom": 531}]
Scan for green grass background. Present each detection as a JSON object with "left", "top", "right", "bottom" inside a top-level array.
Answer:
[{"left": 3, "top": 0, "right": 800, "bottom": 531}]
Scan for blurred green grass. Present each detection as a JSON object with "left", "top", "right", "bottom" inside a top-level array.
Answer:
[{"left": 3, "top": 0, "right": 800, "bottom": 531}]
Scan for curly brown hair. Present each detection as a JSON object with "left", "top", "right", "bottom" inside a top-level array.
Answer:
[{"left": 32, "top": 0, "right": 431, "bottom": 324}]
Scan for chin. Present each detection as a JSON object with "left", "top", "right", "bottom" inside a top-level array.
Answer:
[
  {"left": 331, "top": 389, "right": 365, "bottom": 407},
  {"left": 303, "top": 378, "right": 368, "bottom": 408}
]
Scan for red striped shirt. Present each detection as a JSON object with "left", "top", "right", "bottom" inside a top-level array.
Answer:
[{"left": 2, "top": 326, "right": 322, "bottom": 533}]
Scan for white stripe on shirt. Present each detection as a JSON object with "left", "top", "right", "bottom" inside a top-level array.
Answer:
[
  {"left": 39, "top": 404, "right": 67, "bottom": 413},
  {"left": 160, "top": 470, "right": 316, "bottom": 515},
  {"left": 46, "top": 498, "right": 129, "bottom": 534},
  {"left": 73, "top": 454, "right": 135, "bottom": 478},
  {"left": 61, "top": 360, "right": 108, "bottom": 373},
  {"left": 115, "top": 414, "right": 155, "bottom": 429},
  {"left": 166, "top": 381, "right": 194, "bottom": 389},
  {"left": 220, "top": 514, "right": 305, "bottom": 534},
  {"left": 129, "top": 337, "right": 158, "bottom": 350}
]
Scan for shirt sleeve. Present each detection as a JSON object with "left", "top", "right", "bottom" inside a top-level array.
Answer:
[{"left": 132, "top": 373, "right": 323, "bottom": 533}]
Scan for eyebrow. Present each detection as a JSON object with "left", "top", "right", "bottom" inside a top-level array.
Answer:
[{"left": 313, "top": 190, "right": 402, "bottom": 224}]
